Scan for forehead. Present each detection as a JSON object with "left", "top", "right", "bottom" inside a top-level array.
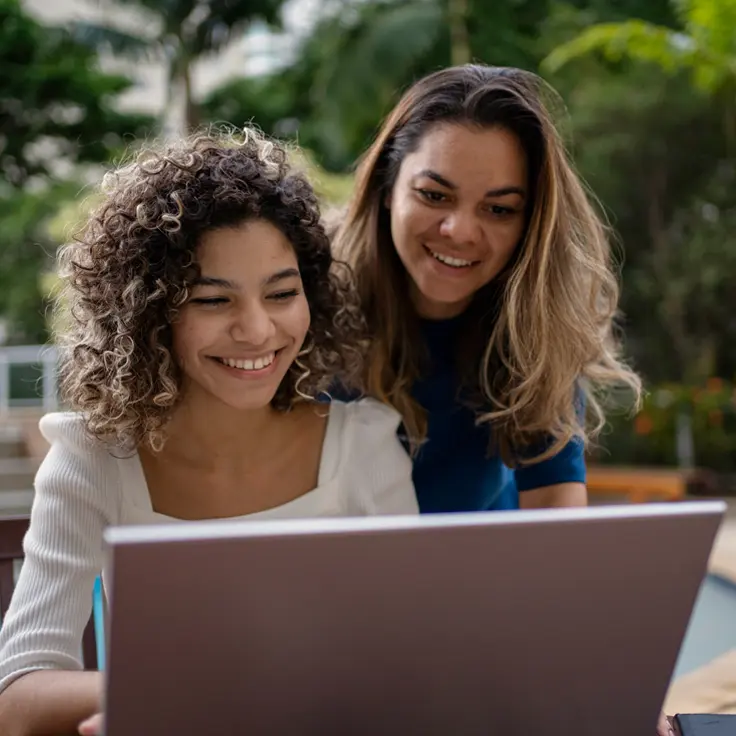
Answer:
[
  {"left": 399, "top": 123, "right": 527, "bottom": 190},
  {"left": 197, "top": 219, "right": 297, "bottom": 272}
]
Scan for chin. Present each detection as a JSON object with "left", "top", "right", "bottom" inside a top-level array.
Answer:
[
  {"left": 207, "top": 385, "right": 280, "bottom": 411},
  {"left": 221, "top": 396, "right": 277, "bottom": 412},
  {"left": 423, "top": 283, "right": 474, "bottom": 305}
]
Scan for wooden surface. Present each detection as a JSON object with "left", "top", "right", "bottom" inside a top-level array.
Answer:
[
  {"left": 665, "top": 500, "right": 736, "bottom": 715},
  {"left": 666, "top": 649, "right": 736, "bottom": 715},
  {"left": 587, "top": 465, "right": 687, "bottom": 502}
]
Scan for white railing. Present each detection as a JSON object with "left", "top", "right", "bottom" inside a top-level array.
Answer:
[{"left": 0, "top": 345, "right": 59, "bottom": 413}]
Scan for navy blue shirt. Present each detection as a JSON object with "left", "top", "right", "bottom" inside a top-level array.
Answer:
[
  {"left": 412, "top": 317, "right": 586, "bottom": 513},
  {"left": 326, "top": 315, "right": 586, "bottom": 513}
]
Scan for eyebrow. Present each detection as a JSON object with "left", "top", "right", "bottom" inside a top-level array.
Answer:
[
  {"left": 416, "top": 169, "right": 526, "bottom": 198},
  {"left": 193, "top": 268, "right": 300, "bottom": 290}
]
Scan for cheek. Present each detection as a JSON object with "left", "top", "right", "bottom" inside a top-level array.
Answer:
[
  {"left": 391, "top": 198, "right": 432, "bottom": 250},
  {"left": 171, "top": 313, "right": 207, "bottom": 363},
  {"left": 285, "top": 296, "right": 311, "bottom": 343},
  {"left": 491, "top": 219, "right": 525, "bottom": 256}
]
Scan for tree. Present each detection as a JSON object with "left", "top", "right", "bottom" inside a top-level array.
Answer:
[
  {"left": 540, "top": 0, "right": 736, "bottom": 383},
  {"left": 0, "top": 0, "right": 153, "bottom": 342},
  {"left": 202, "top": 0, "right": 556, "bottom": 171},
  {"left": 547, "top": 59, "right": 735, "bottom": 384},
  {"left": 72, "top": 0, "right": 288, "bottom": 132},
  {"left": 200, "top": 0, "right": 686, "bottom": 172},
  {"left": 542, "top": 0, "right": 736, "bottom": 110}
]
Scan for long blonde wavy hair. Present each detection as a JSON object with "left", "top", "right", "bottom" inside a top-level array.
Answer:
[{"left": 333, "top": 64, "right": 641, "bottom": 464}]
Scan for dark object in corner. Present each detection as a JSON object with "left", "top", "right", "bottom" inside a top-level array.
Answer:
[{"left": 673, "top": 714, "right": 736, "bottom": 735}]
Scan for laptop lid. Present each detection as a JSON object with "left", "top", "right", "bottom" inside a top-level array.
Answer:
[{"left": 102, "top": 501, "right": 725, "bottom": 736}]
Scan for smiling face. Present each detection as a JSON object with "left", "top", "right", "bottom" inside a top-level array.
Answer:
[
  {"left": 172, "top": 219, "right": 310, "bottom": 412},
  {"left": 387, "top": 123, "right": 528, "bottom": 320}
]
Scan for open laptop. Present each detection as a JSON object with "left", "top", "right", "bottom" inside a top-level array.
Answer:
[{"left": 101, "top": 501, "right": 725, "bottom": 736}]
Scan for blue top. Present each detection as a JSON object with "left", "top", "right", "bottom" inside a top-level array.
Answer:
[
  {"left": 326, "top": 315, "right": 586, "bottom": 513},
  {"left": 411, "top": 316, "right": 586, "bottom": 513}
]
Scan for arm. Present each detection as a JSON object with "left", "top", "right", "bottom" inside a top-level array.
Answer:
[
  {"left": 0, "top": 671, "right": 102, "bottom": 736},
  {"left": 519, "top": 482, "right": 587, "bottom": 509},
  {"left": 515, "top": 435, "right": 588, "bottom": 509},
  {"left": 516, "top": 384, "right": 588, "bottom": 509},
  {"left": 0, "top": 415, "right": 112, "bottom": 735}
]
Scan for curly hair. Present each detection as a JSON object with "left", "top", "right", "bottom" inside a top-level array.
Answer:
[
  {"left": 334, "top": 64, "right": 641, "bottom": 463},
  {"left": 57, "top": 126, "right": 366, "bottom": 450}
]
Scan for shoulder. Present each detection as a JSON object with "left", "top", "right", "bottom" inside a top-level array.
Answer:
[
  {"left": 326, "top": 399, "right": 417, "bottom": 515},
  {"left": 330, "top": 397, "right": 403, "bottom": 438},
  {"left": 35, "top": 412, "right": 121, "bottom": 511},
  {"left": 40, "top": 411, "right": 96, "bottom": 450},
  {"left": 38, "top": 412, "right": 117, "bottom": 476}
]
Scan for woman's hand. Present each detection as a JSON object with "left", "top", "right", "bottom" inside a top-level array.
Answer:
[
  {"left": 78, "top": 712, "right": 104, "bottom": 735},
  {"left": 658, "top": 711, "right": 675, "bottom": 736}
]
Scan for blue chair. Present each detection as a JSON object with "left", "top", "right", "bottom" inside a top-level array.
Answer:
[{"left": 92, "top": 576, "right": 106, "bottom": 670}]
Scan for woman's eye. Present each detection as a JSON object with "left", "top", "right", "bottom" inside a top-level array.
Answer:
[
  {"left": 416, "top": 188, "right": 447, "bottom": 204},
  {"left": 190, "top": 297, "right": 227, "bottom": 306},
  {"left": 269, "top": 289, "right": 300, "bottom": 301},
  {"left": 487, "top": 204, "right": 515, "bottom": 216}
]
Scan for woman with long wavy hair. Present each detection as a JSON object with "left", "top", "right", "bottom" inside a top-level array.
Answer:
[
  {"left": 332, "top": 61, "right": 672, "bottom": 736},
  {"left": 0, "top": 127, "right": 417, "bottom": 736},
  {"left": 333, "top": 64, "right": 641, "bottom": 512}
]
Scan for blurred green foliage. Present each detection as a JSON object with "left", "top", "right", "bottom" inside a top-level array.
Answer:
[
  {"left": 3, "top": 0, "right": 736, "bottom": 475},
  {"left": 597, "top": 380, "right": 736, "bottom": 475},
  {"left": 0, "top": 0, "right": 153, "bottom": 342}
]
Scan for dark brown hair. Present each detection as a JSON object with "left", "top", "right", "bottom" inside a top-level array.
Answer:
[{"left": 57, "top": 127, "right": 365, "bottom": 450}]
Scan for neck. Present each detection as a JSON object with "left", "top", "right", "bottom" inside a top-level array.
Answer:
[{"left": 160, "top": 390, "right": 282, "bottom": 467}]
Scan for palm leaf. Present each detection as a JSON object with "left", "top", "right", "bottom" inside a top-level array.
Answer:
[
  {"left": 70, "top": 21, "right": 157, "bottom": 60},
  {"left": 542, "top": 20, "right": 696, "bottom": 74},
  {"left": 305, "top": 0, "right": 442, "bottom": 163},
  {"left": 315, "top": 0, "right": 443, "bottom": 114},
  {"left": 683, "top": 0, "right": 736, "bottom": 58},
  {"left": 182, "top": 0, "right": 286, "bottom": 56},
  {"left": 543, "top": 0, "right": 736, "bottom": 95}
]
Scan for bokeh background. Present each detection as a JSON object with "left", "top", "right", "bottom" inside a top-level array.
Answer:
[{"left": 3, "top": 0, "right": 736, "bottom": 490}]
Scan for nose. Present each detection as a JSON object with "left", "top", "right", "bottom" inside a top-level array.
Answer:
[
  {"left": 438, "top": 209, "right": 483, "bottom": 247},
  {"left": 229, "top": 302, "right": 276, "bottom": 345}
]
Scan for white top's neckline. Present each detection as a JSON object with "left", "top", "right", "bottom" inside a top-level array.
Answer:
[{"left": 117, "top": 402, "right": 344, "bottom": 523}]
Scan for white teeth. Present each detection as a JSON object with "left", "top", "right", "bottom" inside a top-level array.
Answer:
[
  {"left": 430, "top": 250, "right": 473, "bottom": 268},
  {"left": 221, "top": 353, "right": 275, "bottom": 371}
]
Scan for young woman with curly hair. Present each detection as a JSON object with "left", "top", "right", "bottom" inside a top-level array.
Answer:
[
  {"left": 332, "top": 64, "right": 642, "bottom": 514},
  {"left": 0, "top": 127, "right": 417, "bottom": 736}
]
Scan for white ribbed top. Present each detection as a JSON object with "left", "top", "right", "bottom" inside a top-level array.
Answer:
[{"left": 0, "top": 399, "right": 417, "bottom": 692}]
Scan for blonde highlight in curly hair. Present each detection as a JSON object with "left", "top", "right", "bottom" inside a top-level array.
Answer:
[
  {"left": 57, "top": 126, "right": 365, "bottom": 451},
  {"left": 333, "top": 65, "right": 641, "bottom": 464}
]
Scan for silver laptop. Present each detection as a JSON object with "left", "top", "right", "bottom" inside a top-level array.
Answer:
[{"left": 102, "top": 501, "right": 725, "bottom": 736}]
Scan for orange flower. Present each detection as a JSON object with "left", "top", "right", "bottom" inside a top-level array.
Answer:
[
  {"left": 634, "top": 413, "right": 653, "bottom": 435},
  {"left": 706, "top": 377, "right": 724, "bottom": 393}
]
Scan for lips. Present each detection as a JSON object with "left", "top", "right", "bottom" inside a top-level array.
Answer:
[
  {"left": 424, "top": 245, "right": 478, "bottom": 269},
  {"left": 211, "top": 352, "right": 277, "bottom": 372}
]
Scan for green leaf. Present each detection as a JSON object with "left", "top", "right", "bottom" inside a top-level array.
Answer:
[{"left": 69, "top": 22, "right": 154, "bottom": 59}]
